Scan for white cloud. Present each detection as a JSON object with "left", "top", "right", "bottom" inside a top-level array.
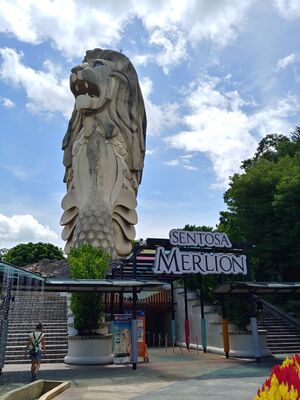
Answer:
[
  {"left": 250, "top": 95, "right": 299, "bottom": 137},
  {"left": 165, "top": 75, "right": 299, "bottom": 187},
  {"left": 135, "top": 0, "right": 254, "bottom": 48},
  {"left": 0, "top": 48, "right": 73, "bottom": 118},
  {"left": 172, "top": 0, "right": 254, "bottom": 48},
  {"left": 164, "top": 154, "right": 198, "bottom": 170},
  {"left": 0, "top": 214, "right": 59, "bottom": 248},
  {"left": 183, "top": 165, "right": 198, "bottom": 171},
  {"left": 0, "top": 97, "right": 15, "bottom": 108},
  {"left": 273, "top": 0, "right": 300, "bottom": 19},
  {"left": 164, "top": 159, "right": 180, "bottom": 166},
  {"left": 0, "top": 0, "right": 123, "bottom": 59},
  {"left": 276, "top": 53, "right": 300, "bottom": 71},
  {"left": 2, "top": 164, "right": 39, "bottom": 181},
  {"left": 145, "top": 148, "right": 157, "bottom": 156},
  {"left": 140, "top": 76, "right": 180, "bottom": 135},
  {"left": 132, "top": 54, "right": 153, "bottom": 67},
  {"left": 149, "top": 29, "right": 187, "bottom": 74},
  {"left": 0, "top": 163, "right": 43, "bottom": 182},
  {"left": 0, "top": 0, "right": 255, "bottom": 69},
  {"left": 0, "top": 48, "right": 181, "bottom": 127}
]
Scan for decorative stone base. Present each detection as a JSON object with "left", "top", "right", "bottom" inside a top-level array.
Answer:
[{"left": 65, "top": 334, "right": 113, "bottom": 365}]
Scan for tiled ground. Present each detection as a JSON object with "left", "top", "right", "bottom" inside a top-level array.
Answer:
[{"left": 0, "top": 348, "right": 283, "bottom": 400}]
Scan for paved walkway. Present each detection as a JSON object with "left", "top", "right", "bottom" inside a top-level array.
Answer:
[{"left": 0, "top": 348, "right": 284, "bottom": 400}]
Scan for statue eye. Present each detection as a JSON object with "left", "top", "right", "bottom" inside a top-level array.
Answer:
[{"left": 93, "top": 60, "right": 104, "bottom": 67}]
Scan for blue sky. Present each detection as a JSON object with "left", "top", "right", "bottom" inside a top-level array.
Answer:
[{"left": 0, "top": 0, "right": 299, "bottom": 251}]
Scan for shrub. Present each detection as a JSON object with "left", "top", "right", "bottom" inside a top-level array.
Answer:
[
  {"left": 223, "top": 294, "right": 253, "bottom": 331},
  {"left": 68, "top": 244, "right": 110, "bottom": 335},
  {"left": 256, "top": 354, "right": 300, "bottom": 399}
]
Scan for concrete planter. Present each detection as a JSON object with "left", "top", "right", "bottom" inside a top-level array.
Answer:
[
  {"left": 228, "top": 330, "right": 271, "bottom": 357},
  {"left": 65, "top": 334, "right": 113, "bottom": 365},
  {"left": 1, "top": 380, "right": 70, "bottom": 400}
]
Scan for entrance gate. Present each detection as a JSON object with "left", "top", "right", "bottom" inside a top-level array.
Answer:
[{"left": 108, "top": 229, "right": 259, "bottom": 361}]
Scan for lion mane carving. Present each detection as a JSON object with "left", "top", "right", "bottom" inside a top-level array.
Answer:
[{"left": 60, "top": 49, "right": 146, "bottom": 257}]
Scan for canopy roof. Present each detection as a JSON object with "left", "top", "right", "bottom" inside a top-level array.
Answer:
[
  {"left": 0, "top": 261, "right": 44, "bottom": 281},
  {"left": 213, "top": 281, "right": 300, "bottom": 294},
  {"left": 43, "top": 278, "right": 167, "bottom": 293},
  {"left": 0, "top": 261, "right": 167, "bottom": 293}
]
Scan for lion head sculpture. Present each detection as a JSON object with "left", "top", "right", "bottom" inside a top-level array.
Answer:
[{"left": 60, "top": 49, "right": 146, "bottom": 257}]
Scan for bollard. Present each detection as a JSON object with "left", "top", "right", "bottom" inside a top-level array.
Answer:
[
  {"left": 131, "top": 319, "right": 138, "bottom": 370},
  {"left": 184, "top": 319, "right": 190, "bottom": 350},
  {"left": 153, "top": 333, "right": 155, "bottom": 347},
  {"left": 171, "top": 319, "right": 176, "bottom": 349},
  {"left": 222, "top": 319, "right": 230, "bottom": 358},
  {"left": 201, "top": 318, "right": 207, "bottom": 353},
  {"left": 158, "top": 333, "right": 161, "bottom": 348},
  {"left": 165, "top": 334, "right": 168, "bottom": 351},
  {"left": 196, "top": 336, "right": 199, "bottom": 355},
  {"left": 172, "top": 336, "right": 175, "bottom": 353}
]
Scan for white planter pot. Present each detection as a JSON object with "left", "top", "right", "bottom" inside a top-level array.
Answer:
[{"left": 65, "top": 334, "right": 113, "bottom": 365}]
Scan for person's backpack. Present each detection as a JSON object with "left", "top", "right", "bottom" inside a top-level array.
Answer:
[{"left": 31, "top": 332, "right": 42, "bottom": 355}]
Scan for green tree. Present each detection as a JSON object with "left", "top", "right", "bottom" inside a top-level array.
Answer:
[
  {"left": 181, "top": 225, "right": 252, "bottom": 329},
  {"left": 69, "top": 244, "right": 110, "bottom": 335},
  {"left": 0, "top": 248, "right": 8, "bottom": 261},
  {"left": 182, "top": 224, "right": 214, "bottom": 233},
  {"left": 220, "top": 130, "right": 300, "bottom": 281},
  {"left": 3, "top": 242, "right": 64, "bottom": 266}
]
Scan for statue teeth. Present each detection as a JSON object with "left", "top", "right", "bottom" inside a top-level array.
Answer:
[
  {"left": 84, "top": 82, "right": 89, "bottom": 89},
  {"left": 75, "top": 85, "right": 79, "bottom": 92}
]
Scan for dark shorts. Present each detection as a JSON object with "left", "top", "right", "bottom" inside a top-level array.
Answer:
[{"left": 29, "top": 350, "right": 42, "bottom": 361}]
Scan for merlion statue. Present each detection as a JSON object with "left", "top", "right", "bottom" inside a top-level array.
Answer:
[{"left": 60, "top": 49, "right": 146, "bottom": 257}]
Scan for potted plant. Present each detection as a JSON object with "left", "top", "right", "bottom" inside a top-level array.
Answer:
[{"left": 64, "top": 244, "right": 113, "bottom": 364}]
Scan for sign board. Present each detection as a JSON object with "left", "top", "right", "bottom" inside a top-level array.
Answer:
[
  {"left": 113, "top": 312, "right": 149, "bottom": 363},
  {"left": 137, "top": 311, "right": 149, "bottom": 361},
  {"left": 113, "top": 314, "right": 131, "bottom": 364},
  {"left": 154, "top": 230, "right": 247, "bottom": 276},
  {"left": 169, "top": 229, "right": 232, "bottom": 248}
]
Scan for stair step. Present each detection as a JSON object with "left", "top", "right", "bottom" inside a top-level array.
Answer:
[
  {"left": 8, "top": 322, "right": 67, "bottom": 326},
  {"left": 8, "top": 327, "right": 67, "bottom": 330},
  {"left": 5, "top": 354, "right": 66, "bottom": 361},
  {"left": 5, "top": 358, "right": 65, "bottom": 364},
  {"left": 4, "top": 291, "right": 68, "bottom": 366},
  {"left": 268, "top": 345, "right": 300, "bottom": 350},
  {"left": 7, "top": 325, "right": 67, "bottom": 328},
  {"left": 7, "top": 339, "right": 67, "bottom": 343},
  {"left": 263, "top": 328, "right": 300, "bottom": 331},
  {"left": 267, "top": 334, "right": 300, "bottom": 337},
  {"left": 267, "top": 338, "right": 300, "bottom": 343},
  {"left": 8, "top": 332, "right": 67, "bottom": 335},
  {"left": 6, "top": 343, "right": 68, "bottom": 349},
  {"left": 255, "top": 304, "right": 300, "bottom": 355}
]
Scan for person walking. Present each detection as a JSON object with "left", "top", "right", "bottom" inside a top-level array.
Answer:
[{"left": 25, "top": 322, "right": 46, "bottom": 381}]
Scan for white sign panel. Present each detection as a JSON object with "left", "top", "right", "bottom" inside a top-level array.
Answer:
[
  {"left": 154, "top": 247, "right": 247, "bottom": 276},
  {"left": 169, "top": 229, "right": 232, "bottom": 248}
]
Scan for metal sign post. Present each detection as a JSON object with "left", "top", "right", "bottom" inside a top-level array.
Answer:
[{"left": 183, "top": 278, "right": 190, "bottom": 350}]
